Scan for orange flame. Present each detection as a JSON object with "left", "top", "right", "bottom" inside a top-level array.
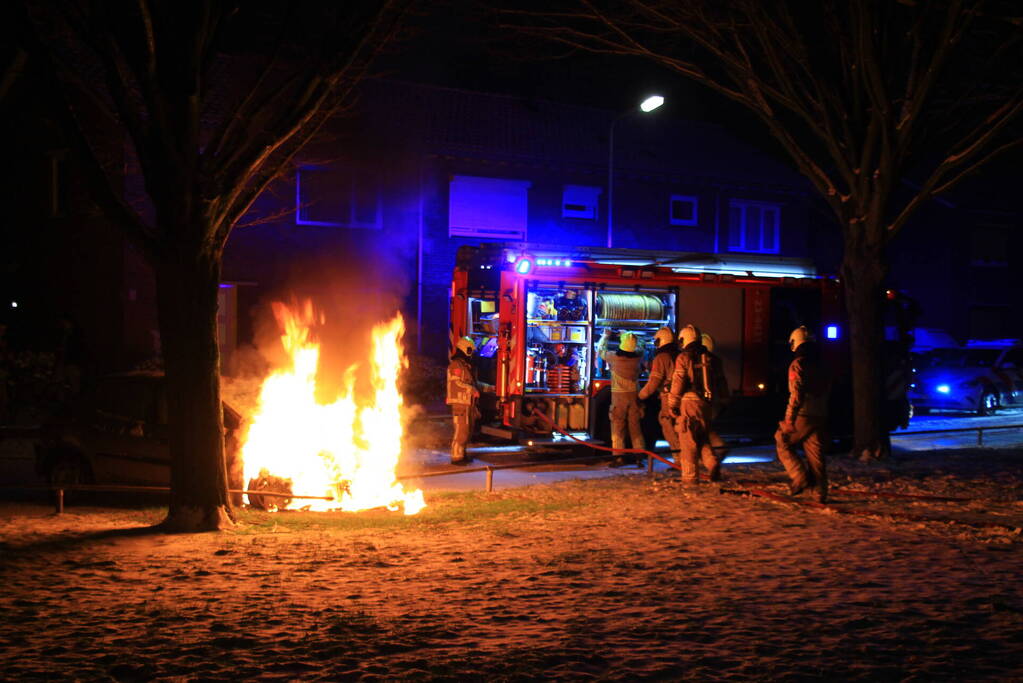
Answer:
[{"left": 240, "top": 301, "right": 425, "bottom": 514}]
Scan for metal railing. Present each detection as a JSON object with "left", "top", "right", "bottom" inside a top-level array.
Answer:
[
  {"left": 3, "top": 422, "right": 1021, "bottom": 512},
  {"left": 891, "top": 422, "right": 1023, "bottom": 446}
]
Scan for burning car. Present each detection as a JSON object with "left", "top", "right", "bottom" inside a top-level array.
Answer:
[
  {"left": 34, "top": 372, "right": 245, "bottom": 501},
  {"left": 909, "top": 340, "right": 1023, "bottom": 415}
]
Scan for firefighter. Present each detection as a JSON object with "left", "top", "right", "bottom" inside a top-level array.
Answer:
[
  {"left": 775, "top": 326, "right": 830, "bottom": 503},
  {"left": 597, "top": 328, "right": 645, "bottom": 467},
  {"left": 638, "top": 326, "right": 680, "bottom": 458},
  {"left": 447, "top": 336, "right": 481, "bottom": 465},
  {"left": 667, "top": 325, "right": 725, "bottom": 487},
  {"left": 700, "top": 332, "right": 731, "bottom": 460}
]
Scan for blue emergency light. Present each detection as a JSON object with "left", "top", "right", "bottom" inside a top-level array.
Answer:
[
  {"left": 535, "top": 258, "right": 573, "bottom": 268},
  {"left": 936, "top": 384, "right": 951, "bottom": 394},
  {"left": 826, "top": 325, "right": 839, "bottom": 340},
  {"left": 515, "top": 256, "right": 534, "bottom": 275}
]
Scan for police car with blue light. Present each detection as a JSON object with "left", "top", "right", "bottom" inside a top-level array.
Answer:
[{"left": 909, "top": 339, "right": 1023, "bottom": 416}]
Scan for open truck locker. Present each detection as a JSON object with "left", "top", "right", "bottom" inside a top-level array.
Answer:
[{"left": 450, "top": 244, "right": 857, "bottom": 448}]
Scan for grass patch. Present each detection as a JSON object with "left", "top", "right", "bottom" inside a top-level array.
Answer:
[{"left": 232, "top": 488, "right": 586, "bottom": 535}]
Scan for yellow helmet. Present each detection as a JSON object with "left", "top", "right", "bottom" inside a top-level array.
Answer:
[
  {"left": 701, "top": 332, "right": 715, "bottom": 352},
  {"left": 654, "top": 326, "right": 674, "bottom": 349},
  {"left": 619, "top": 331, "right": 637, "bottom": 353},
  {"left": 456, "top": 336, "right": 476, "bottom": 356},
  {"left": 680, "top": 324, "right": 701, "bottom": 347},
  {"left": 789, "top": 326, "right": 811, "bottom": 352}
]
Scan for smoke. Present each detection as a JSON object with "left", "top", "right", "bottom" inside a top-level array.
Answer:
[{"left": 240, "top": 239, "right": 415, "bottom": 405}]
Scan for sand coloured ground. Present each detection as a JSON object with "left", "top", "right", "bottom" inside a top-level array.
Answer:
[{"left": 1, "top": 448, "right": 1022, "bottom": 681}]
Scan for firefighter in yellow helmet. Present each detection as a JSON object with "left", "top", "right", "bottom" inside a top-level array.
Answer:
[
  {"left": 775, "top": 326, "right": 831, "bottom": 502},
  {"left": 667, "top": 324, "right": 726, "bottom": 487},
  {"left": 447, "top": 336, "right": 481, "bottom": 465},
  {"left": 700, "top": 332, "right": 731, "bottom": 460},
  {"left": 597, "top": 328, "right": 645, "bottom": 466},
  {"left": 638, "top": 327, "right": 680, "bottom": 458}
]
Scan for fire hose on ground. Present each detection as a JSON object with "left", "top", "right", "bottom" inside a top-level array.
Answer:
[
  {"left": 530, "top": 408, "right": 1021, "bottom": 532},
  {"left": 528, "top": 406, "right": 681, "bottom": 474}
]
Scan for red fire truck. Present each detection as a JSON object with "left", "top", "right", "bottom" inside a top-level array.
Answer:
[{"left": 450, "top": 244, "right": 865, "bottom": 446}]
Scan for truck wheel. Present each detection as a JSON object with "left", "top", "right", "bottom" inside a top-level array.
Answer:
[{"left": 978, "top": 392, "right": 998, "bottom": 416}]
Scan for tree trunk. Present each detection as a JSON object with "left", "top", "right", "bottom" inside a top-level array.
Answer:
[
  {"left": 840, "top": 237, "right": 888, "bottom": 462},
  {"left": 154, "top": 238, "right": 234, "bottom": 531}
]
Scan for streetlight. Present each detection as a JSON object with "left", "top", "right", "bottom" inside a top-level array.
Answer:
[{"left": 608, "top": 94, "right": 664, "bottom": 249}]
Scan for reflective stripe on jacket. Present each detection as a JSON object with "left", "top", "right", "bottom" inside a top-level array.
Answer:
[
  {"left": 667, "top": 344, "right": 722, "bottom": 409},
  {"left": 446, "top": 356, "right": 477, "bottom": 406},
  {"left": 596, "top": 337, "right": 641, "bottom": 393}
]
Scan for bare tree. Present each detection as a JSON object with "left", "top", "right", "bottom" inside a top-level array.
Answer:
[
  {"left": 503, "top": 0, "right": 1023, "bottom": 459},
  {"left": 21, "top": 1, "right": 410, "bottom": 530}
]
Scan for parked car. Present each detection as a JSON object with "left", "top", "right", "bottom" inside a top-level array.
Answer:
[
  {"left": 909, "top": 340, "right": 1023, "bottom": 415},
  {"left": 909, "top": 327, "right": 960, "bottom": 353},
  {"left": 34, "top": 372, "right": 245, "bottom": 503}
]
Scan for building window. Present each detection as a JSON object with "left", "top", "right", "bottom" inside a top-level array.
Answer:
[
  {"left": 669, "top": 195, "right": 698, "bottom": 226},
  {"left": 562, "top": 184, "right": 601, "bottom": 220},
  {"left": 449, "top": 175, "right": 531, "bottom": 240},
  {"left": 728, "top": 200, "right": 781, "bottom": 254},
  {"left": 296, "top": 167, "right": 380, "bottom": 229}
]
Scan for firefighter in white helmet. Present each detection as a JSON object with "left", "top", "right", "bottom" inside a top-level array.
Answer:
[
  {"left": 638, "top": 327, "right": 680, "bottom": 458},
  {"left": 700, "top": 332, "right": 731, "bottom": 460},
  {"left": 597, "top": 328, "right": 645, "bottom": 466},
  {"left": 775, "top": 325, "right": 830, "bottom": 502},
  {"left": 447, "top": 336, "right": 481, "bottom": 465},
  {"left": 667, "top": 324, "right": 726, "bottom": 487}
]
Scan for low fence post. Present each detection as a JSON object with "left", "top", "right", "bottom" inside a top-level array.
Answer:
[
  {"left": 485, "top": 467, "right": 494, "bottom": 493},
  {"left": 55, "top": 488, "right": 64, "bottom": 515},
  {"left": 977, "top": 428, "right": 983, "bottom": 447}
]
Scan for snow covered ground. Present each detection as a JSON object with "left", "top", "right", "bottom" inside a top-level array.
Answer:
[
  {"left": 402, "top": 408, "right": 1023, "bottom": 493},
  {"left": 1, "top": 444, "right": 1021, "bottom": 680}
]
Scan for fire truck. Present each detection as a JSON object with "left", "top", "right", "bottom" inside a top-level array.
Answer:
[{"left": 450, "top": 244, "right": 884, "bottom": 447}]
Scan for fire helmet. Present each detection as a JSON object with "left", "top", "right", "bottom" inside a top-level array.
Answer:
[
  {"left": 654, "top": 326, "right": 675, "bottom": 349},
  {"left": 789, "top": 326, "right": 811, "bottom": 352},
  {"left": 456, "top": 336, "right": 476, "bottom": 356},
  {"left": 701, "top": 332, "right": 715, "bottom": 352},
  {"left": 619, "top": 331, "right": 637, "bottom": 353},
  {"left": 679, "top": 324, "right": 701, "bottom": 348}
]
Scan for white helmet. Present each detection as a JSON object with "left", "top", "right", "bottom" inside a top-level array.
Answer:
[
  {"left": 789, "top": 326, "right": 811, "bottom": 352},
  {"left": 701, "top": 332, "right": 715, "bottom": 352},
  {"left": 456, "top": 336, "right": 475, "bottom": 356},
  {"left": 653, "top": 327, "right": 674, "bottom": 349},
  {"left": 679, "top": 324, "right": 701, "bottom": 347}
]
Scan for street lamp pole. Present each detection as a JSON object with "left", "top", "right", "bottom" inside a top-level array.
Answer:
[{"left": 607, "top": 95, "right": 664, "bottom": 250}]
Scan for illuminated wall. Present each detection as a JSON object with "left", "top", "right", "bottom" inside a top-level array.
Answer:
[{"left": 224, "top": 80, "right": 824, "bottom": 362}]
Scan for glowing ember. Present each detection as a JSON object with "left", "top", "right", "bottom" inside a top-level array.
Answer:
[{"left": 240, "top": 301, "right": 425, "bottom": 514}]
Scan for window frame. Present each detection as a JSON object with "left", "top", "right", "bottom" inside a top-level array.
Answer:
[
  {"left": 562, "top": 184, "right": 601, "bottom": 220},
  {"left": 295, "top": 166, "right": 382, "bottom": 230},
  {"left": 448, "top": 175, "right": 531, "bottom": 240},
  {"left": 727, "top": 199, "right": 782, "bottom": 254},
  {"left": 669, "top": 194, "right": 699, "bottom": 226}
]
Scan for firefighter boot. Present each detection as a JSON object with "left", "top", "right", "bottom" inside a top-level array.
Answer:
[
  {"left": 815, "top": 470, "right": 828, "bottom": 504},
  {"left": 788, "top": 476, "right": 809, "bottom": 497}
]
